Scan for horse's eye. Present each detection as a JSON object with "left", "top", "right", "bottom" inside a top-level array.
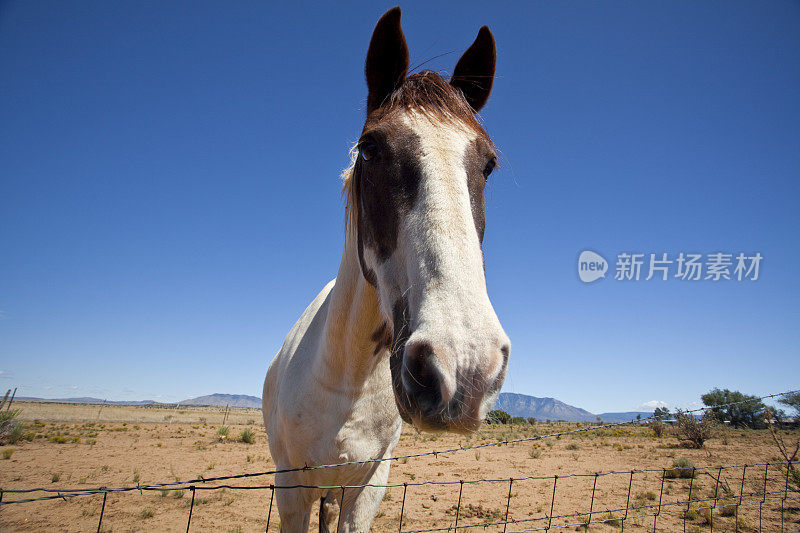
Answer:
[
  {"left": 360, "top": 142, "right": 377, "bottom": 162},
  {"left": 483, "top": 157, "right": 497, "bottom": 178}
]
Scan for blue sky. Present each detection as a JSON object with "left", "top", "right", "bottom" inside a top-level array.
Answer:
[{"left": 1, "top": 1, "right": 798, "bottom": 413}]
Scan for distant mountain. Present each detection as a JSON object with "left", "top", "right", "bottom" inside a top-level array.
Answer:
[
  {"left": 595, "top": 411, "right": 653, "bottom": 423},
  {"left": 180, "top": 393, "right": 262, "bottom": 408},
  {"left": 18, "top": 392, "right": 653, "bottom": 421},
  {"left": 493, "top": 393, "right": 597, "bottom": 422},
  {"left": 17, "top": 397, "right": 156, "bottom": 405}
]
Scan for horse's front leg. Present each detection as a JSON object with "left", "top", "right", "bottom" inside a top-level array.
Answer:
[
  {"left": 336, "top": 460, "right": 392, "bottom": 533},
  {"left": 274, "top": 472, "right": 318, "bottom": 533}
]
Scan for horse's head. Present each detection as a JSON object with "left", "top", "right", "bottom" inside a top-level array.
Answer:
[{"left": 346, "top": 7, "right": 509, "bottom": 433}]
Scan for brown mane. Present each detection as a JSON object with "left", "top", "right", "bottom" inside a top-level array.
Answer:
[{"left": 343, "top": 70, "right": 493, "bottom": 234}]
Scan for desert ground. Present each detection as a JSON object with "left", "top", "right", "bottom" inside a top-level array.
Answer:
[{"left": 0, "top": 402, "right": 797, "bottom": 532}]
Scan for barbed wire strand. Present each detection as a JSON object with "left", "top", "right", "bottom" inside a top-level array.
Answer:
[
  {"left": 5, "top": 388, "right": 797, "bottom": 501},
  {"left": 1, "top": 389, "right": 799, "bottom": 533},
  {"left": 2, "top": 462, "right": 798, "bottom": 531}
]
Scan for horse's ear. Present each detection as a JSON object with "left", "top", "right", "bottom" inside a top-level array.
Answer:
[
  {"left": 365, "top": 7, "right": 409, "bottom": 114},
  {"left": 451, "top": 26, "right": 496, "bottom": 113}
]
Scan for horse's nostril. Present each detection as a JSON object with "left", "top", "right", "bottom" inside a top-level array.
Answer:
[
  {"left": 501, "top": 344, "right": 510, "bottom": 361},
  {"left": 402, "top": 341, "right": 443, "bottom": 412}
]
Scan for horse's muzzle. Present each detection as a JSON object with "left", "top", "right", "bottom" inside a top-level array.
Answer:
[{"left": 392, "top": 339, "right": 509, "bottom": 433}]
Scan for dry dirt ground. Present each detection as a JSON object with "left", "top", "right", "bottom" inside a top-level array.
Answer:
[{"left": 1, "top": 402, "right": 798, "bottom": 532}]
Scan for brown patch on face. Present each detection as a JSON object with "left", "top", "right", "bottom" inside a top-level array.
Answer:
[
  {"left": 371, "top": 322, "right": 393, "bottom": 356},
  {"left": 462, "top": 137, "right": 496, "bottom": 243},
  {"left": 353, "top": 119, "right": 423, "bottom": 285},
  {"left": 347, "top": 71, "right": 496, "bottom": 285},
  {"left": 389, "top": 298, "right": 413, "bottom": 424}
]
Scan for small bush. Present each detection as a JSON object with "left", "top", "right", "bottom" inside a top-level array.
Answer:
[
  {"left": 697, "top": 506, "right": 712, "bottom": 525},
  {"left": 528, "top": 447, "right": 541, "bottom": 459},
  {"left": 50, "top": 473, "right": 60, "bottom": 483},
  {"left": 239, "top": 428, "right": 255, "bottom": 444},
  {"left": 600, "top": 512, "right": 621, "bottom": 527},
  {"left": 217, "top": 426, "right": 230, "bottom": 440},
  {"left": 718, "top": 498, "right": 737, "bottom": 517},
  {"left": 649, "top": 419, "right": 666, "bottom": 438},
  {"left": 140, "top": 508, "right": 154, "bottom": 519},
  {"left": 674, "top": 410, "right": 715, "bottom": 448},
  {"left": 2, "top": 449, "right": 14, "bottom": 459},
  {"left": 565, "top": 443, "right": 580, "bottom": 450},
  {"left": 0, "top": 398, "right": 23, "bottom": 445},
  {"left": 665, "top": 457, "right": 695, "bottom": 479}
]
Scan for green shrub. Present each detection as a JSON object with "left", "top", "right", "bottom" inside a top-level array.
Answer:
[
  {"left": 217, "top": 426, "right": 230, "bottom": 440},
  {"left": 718, "top": 498, "right": 737, "bottom": 517},
  {"left": 0, "top": 408, "right": 23, "bottom": 445},
  {"left": 674, "top": 410, "right": 715, "bottom": 448},
  {"left": 600, "top": 512, "right": 621, "bottom": 527},
  {"left": 665, "top": 457, "right": 695, "bottom": 479},
  {"left": 486, "top": 410, "right": 511, "bottom": 424},
  {"left": 2, "top": 448, "right": 14, "bottom": 459},
  {"left": 649, "top": 419, "right": 666, "bottom": 438},
  {"left": 239, "top": 428, "right": 255, "bottom": 444}
]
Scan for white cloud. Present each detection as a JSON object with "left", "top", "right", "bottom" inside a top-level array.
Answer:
[{"left": 640, "top": 400, "right": 668, "bottom": 410}]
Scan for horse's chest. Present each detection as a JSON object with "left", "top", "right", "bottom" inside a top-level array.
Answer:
[{"left": 276, "top": 389, "right": 400, "bottom": 468}]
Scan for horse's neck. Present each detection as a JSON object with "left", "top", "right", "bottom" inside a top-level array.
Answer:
[{"left": 316, "top": 229, "right": 387, "bottom": 393}]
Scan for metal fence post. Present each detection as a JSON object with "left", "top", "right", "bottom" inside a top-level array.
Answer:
[
  {"left": 96, "top": 491, "right": 107, "bottom": 533},
  {"left": 266, "top": 485, "right": 274, "bottom": 533},
  {"left": 684, "top": 468, "right": 695, "bottom": 533},
  {"left": 547, "top": 475, "right": 558, "bottom": 531},
  {"left": 398, "top": 483, "right": 407, "bottom": 533},
  {"left": 186, "top": 486, "right": 196, "bottom": 533},
  {"left": 454, "top": 480, "right": 464, "bottom": 531},
  {"left": 503, "top": 478, "right": 513, "bottom": 533},
  {"left": 622, "top": 470, "right": 634, "bottom": 532},
  {"left": 736, "top": 464, "right": 747, "bottom": 533}
]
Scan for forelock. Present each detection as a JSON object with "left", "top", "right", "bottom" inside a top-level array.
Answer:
[{"left": 366, "top": 71, "right": 492, "bottom": 144}]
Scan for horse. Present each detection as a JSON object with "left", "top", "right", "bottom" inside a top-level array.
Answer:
[{"left": 262, "top": 7, "right": 510, "bottom": 532}]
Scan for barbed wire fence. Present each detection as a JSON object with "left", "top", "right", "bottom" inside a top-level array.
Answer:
[{"left": 1, "top": 390, "right": 798, "bottom": 532}]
